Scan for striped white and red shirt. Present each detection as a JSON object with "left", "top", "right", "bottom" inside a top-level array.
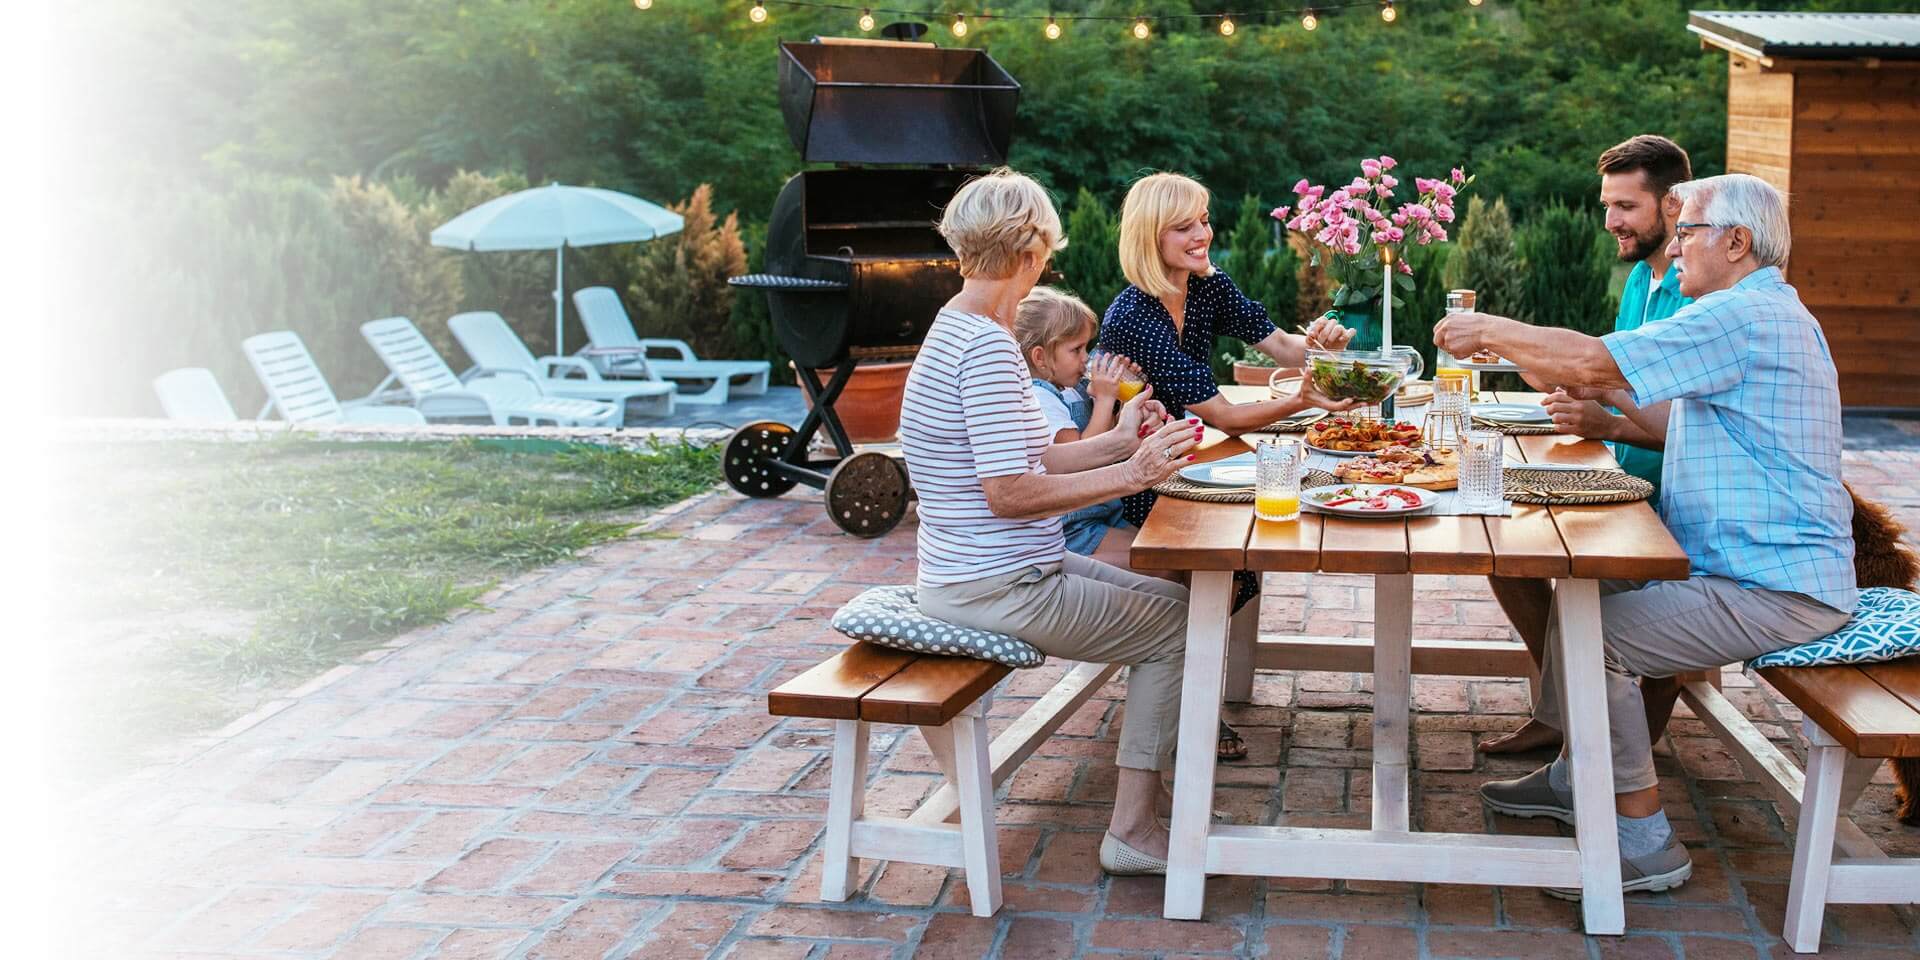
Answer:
[{"left": 900, "top": 308, "right": 1065, "bottom": 587}]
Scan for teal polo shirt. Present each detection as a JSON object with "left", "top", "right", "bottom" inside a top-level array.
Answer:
[{"left": 1611, "top": 259, "right": 1689, "bottom": 501}]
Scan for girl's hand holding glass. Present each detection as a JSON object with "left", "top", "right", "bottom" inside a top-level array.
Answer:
[{"left": 1085, "top": 351, "right": 1128, "bottom": 400}]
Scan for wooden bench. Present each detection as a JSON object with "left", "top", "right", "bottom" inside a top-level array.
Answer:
[
  {"left": 768, "top": 640, "right": 1119, "bottom": 917},
  {"left": 1678, "top": 660, "right": 1920, "bottom": 953}
]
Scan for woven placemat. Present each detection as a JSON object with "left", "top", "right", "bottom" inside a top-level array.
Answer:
[
  {"left": 1154, "top": 469, "right": 1340, "bottom": 503},
  {"left": 1473, "top": 416, "right": 1557, "bottom": 436},
  {"left": 1504, "top": 469, "right": 1653, "bottom": 505}
]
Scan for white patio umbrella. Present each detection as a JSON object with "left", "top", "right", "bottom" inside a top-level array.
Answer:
[{"left": 430, "top": 183, "right": 684, "bottom": 354}]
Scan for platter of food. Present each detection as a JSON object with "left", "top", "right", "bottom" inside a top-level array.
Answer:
[
  {"left": 1330, "top": 445, "right": 1459, "bottom": 490},
  {"left": 1302, "top": 484, "right": 1437, "bottom": 516},
  {"left": 1304, "top": 418, "right": 1424, "bottom": 456},
  {"left": 1453, "top": 352, "right": 1521, "bottom": 373}
]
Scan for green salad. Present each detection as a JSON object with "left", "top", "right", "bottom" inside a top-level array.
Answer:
[{"left": 1309, "top": 358, "right": 1402, "bottom": 402}]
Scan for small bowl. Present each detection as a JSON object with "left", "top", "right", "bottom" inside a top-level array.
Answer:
[{"left": 1305, "top": 348, "right": 1418, "bottom": 404}]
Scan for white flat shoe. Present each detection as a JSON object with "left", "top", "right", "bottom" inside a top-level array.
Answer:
[{"left": 1099, "top": 832, "right": 1168, "bottom": 876}]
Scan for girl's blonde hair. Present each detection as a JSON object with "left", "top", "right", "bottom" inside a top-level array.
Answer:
[
  {"left": 1118, "top": 172, "right": 1215, "bottom": 299},
  {"left": 938, "top": 167, "right": 1068, "bottom": 280},
  {"left": 1014, "top": 286, "right": 1097, "bottom": 361}
]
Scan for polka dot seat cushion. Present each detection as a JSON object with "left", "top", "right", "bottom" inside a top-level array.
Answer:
[
  {"left": 831, "top": 585, "right": 1046, "bottom": 669},
  {"left": 1749, "top": 587, "right": 1920, "bottom": 669}
]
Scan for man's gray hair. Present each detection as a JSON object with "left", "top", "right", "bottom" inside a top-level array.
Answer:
[{"left": 1670, "top": 174, "right": 1791, "bottom": 268}]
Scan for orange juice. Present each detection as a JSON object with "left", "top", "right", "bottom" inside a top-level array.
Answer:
[
  {"left": 1115, "top": 379, "right": 1144, "bottom": 403},
  {"left": 1255, "top": 494, "right": 1300, "bottom": 521}
]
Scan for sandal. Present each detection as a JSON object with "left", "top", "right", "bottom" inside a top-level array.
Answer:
[{"left": 1217, "top": 721, "right": 1248, "bottom": 762}]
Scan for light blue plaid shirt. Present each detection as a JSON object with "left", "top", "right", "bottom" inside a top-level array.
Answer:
[{"left": 1602, "top": 266, "right": 1856, "bottom": 612}]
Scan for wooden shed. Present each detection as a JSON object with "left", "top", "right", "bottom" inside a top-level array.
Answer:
[{"left": 1689, "top": 11, "right": 1920, "bottom": 409}]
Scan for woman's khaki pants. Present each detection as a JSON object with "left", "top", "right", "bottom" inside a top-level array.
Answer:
[{"left": 919, "top": 552, "right": 1190, "bottom": 772}]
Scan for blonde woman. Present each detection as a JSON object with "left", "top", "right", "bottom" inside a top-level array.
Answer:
[{"left": 902, "top": 167, "right": 1205, "bottom": 873}]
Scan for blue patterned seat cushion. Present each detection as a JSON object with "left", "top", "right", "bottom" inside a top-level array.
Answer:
[
  {"left": 1750, "top": 587, "right": 1920, "bottom": 669},
  {"left": 831, "top": 585, "right": 1045, "bottom": 669}
]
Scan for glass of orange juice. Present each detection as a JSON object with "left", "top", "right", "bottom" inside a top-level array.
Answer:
[
  {"left": 1255, "top": 438, "right": 1302, "bottom": 523},
  {"left": 1114, "top": 376, "right": 1145, "bottom": 404}
]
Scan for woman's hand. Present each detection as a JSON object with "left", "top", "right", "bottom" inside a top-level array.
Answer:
[
  {"left": 1303, "top": 313, "right": 1356, "bottom": 351},
  {"left": 1085, "top": 352, "right": 1128, "bottom": 400},
  {"left": 1122, "top": 417, "right": 1204, "bottom": 489},
  {"left": 1113, "top": 385, "right": 1170, "bottom": 451}
]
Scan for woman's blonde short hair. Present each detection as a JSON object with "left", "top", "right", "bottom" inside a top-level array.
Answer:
[
  {"left": 1014, "top": 286, "right": 1098, "bottom": 361},
  {"left": 1119, "top": 172, "right": 1215, "bottom": 299},
  {"left": 938, "top": 167, "right": 1067, "bottom": 280}
]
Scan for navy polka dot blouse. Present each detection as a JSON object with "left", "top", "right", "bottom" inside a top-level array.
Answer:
[{"left": 1099, "top": 268, "right": 1277, "bottom": 530}]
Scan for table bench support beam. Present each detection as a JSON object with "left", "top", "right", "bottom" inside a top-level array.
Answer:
[{"left": 1204, "top": 825, "right": 1582, "bottom": 887}]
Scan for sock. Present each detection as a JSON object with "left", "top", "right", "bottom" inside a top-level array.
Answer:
[
  {"left": 1547, "top": 756, "right": 1571, "bottom": 795},
  {"left": 1616, "top": 810, "right": 1673, "bottom": 859}
]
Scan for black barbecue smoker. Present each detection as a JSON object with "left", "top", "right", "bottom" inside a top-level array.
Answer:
[{"left": 725, "top": 35, "right": 1021, "bottom": 537}]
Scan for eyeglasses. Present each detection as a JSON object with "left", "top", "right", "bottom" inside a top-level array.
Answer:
[{"left": 1673, "top": 221, "right": 1722, "bottom": 243}]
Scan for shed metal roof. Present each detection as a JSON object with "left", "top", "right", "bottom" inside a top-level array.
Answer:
[{"left": 1689, "top": 11, "right": 1920, "bottom": 60}]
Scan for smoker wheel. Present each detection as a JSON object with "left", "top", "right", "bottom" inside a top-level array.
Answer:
[
  {"left": 825, "top": 452, "right": 911, "bottom": 538},
  {"left": 723, "top": 421, "right": 801, "bottom": 498}
]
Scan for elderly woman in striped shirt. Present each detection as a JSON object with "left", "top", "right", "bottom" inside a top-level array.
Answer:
[{"left": 901, "top": 167, "right": 1204, "bottom": 874}]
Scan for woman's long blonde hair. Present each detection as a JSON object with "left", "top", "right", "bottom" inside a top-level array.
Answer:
[{"left": 1118, "top": 172, "right": 1214, "bottom": 299}]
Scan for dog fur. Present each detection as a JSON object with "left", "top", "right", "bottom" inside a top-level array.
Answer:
[{"left": 1845, "top": 485, "right": 1920, "bottom": 825}]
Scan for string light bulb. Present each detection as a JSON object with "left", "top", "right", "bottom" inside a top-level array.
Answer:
[
  {"left": 1218, "top": 16, "right": 1235, "bottom": 36},
  {"left": 1044, "top": 17, "right": 1061, "bottom": 40},
  {"left": 1382, "top": 2, "right": 1398, "bottom": 22},
  {"left": 858, "top": 8, "right": 874, "bottom": 31},
  {"left": 1133, "top": 18, "right": 1150, "bottom": 40},
  {"left": 1302, "top": 10, "right": 1318, "bottom": 30},
  {"left": 1469, "top": 0, "right": 1485, "bottom": 5},
  {"left": 633, "top": 0, "right": 651, "bottom": 9},
  {"left": 951, "top": 13, "right": 966, "bottom": 37},
  {"left": 749, "top": 2, "right": 766, "bottom": 24}
]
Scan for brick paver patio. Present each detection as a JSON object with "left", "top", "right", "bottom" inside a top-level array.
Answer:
[{"left": 63, "top": 450, "right": 1920, "bottom": 960}]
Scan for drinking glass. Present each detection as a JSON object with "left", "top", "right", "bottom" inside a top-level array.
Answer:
[
  {"left": 1255, "top": 439, "right": 1302, "bottom": 523},
  {"left": 1422, "top": 371, "right": 1471, "bottom": 453},
  {"left": 1459, "top": 429, "right": 1506, "bottom": 512},
  {"left": 1115, "top": 376, "right": 1145, "bottom": 404}
]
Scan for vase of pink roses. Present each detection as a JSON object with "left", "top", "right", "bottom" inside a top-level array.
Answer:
[{"left": 1273, "top": 157, "right": 1471, "bottom": 352}]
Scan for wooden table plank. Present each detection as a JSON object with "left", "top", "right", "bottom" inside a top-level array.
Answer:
[
  {"left": 1133, "top": 497, "right": 1250, "bottom": 571},
  {"left": 1760, "top": 664, "right": 1920, "bottom": 758},
  {"left": 1318, "top": 517, "right": 1410, "bottom": 574},
  {"left": 1245, "top": 512, "right": 1322, "bottom": 572},
  {"left": 1551, "top": 504, "right": 1691, "bottom": 581},
  {"left": 768, "top": 642, "right": 921, "bottom": 720},
  {"left": 1861, "top": 657, "right": 1920, "bottom": 717},
  {"left": 1486, "top": 505, "right": 1571, "bottom": 578},
  {"left": 1513, "top": 433, "right": 1616, "bottom": 470},
  {"left": 860, "top": 655, "right": 1011, "bottom": 727},
  {"left": 1408, "top": 516, "right": 1495, "bottom": 575}
]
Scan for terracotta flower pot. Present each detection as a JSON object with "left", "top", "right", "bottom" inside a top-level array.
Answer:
[
  {"left": 791, "top": 360, "right": 912, "bottom": 444},
  {"left": 1232, "top": 361, "right": 1278, "bottom": 386}
]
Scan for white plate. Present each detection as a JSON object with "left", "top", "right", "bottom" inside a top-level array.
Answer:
[
  {"left": 1473, "top": 403, "right": 1551, "bottom": 423},
  {"left": 1455, "top": 357, "right": 1521, "bottom": 372},
  {"left": 1302, "top": 484, "right": 1436, "bottom": 516},
  {"left": 1178, "top": 453, "right": 1256, "bottom": 488}
]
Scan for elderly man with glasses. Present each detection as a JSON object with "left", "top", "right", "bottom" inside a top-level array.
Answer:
[{"left": 1432, "top": 173, "right": 1857, "bottom": 898}]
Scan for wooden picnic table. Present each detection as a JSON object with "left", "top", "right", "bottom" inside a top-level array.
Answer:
[{"left": 1132, "top": 390, "right": 1690, "bottom": 934}]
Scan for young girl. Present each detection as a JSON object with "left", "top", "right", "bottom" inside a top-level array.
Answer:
[
  {"left": 1018, "top": 287, "right": 1250, "bottom": 762},
  {"left": 1015, "top": 287, "right": 1137, "bottom": 561}
]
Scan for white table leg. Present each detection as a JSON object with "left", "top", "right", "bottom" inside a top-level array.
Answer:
[
  {"left": 1224, "top": 590, "right": 1258, "bottom": 703},
  {"left": 1164, "top": 570, "right": 1233, "bottom": 920},
  {"left": 1784, "top": 719, "right": 1846, "bottom": 953},
  {"left": 1555, "top": 578, "right": 1624, "bottom": 933},
  {"left": 1372, "top": 574, "right": 1413, "bottom": 832}
]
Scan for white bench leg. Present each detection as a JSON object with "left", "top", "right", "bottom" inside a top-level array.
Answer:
[
  {"left": 1785, "top": 719, "right": 1848, "bottom": 953},
  {"left": 950, "top": 713, "right": 1003, "bottom": 917},
  {"left": 822, "top": 718, "right": 869, "bottom": 902}
]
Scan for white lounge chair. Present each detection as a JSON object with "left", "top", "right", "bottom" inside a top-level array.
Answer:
[
  {"left": 153, "top": 367, "right": 239, "bottom": 422},
  {"left": 358, "top": 317, "right": 620, "bottom": 428},
  {"left": 446, "top": 311, "right": 675, "bottom": 421},
  {"left": 572, "top": 286, "right": 772, "bottom": 405},
  {"left": 241, "top": 332, "right": 429, "bottom": 426}
]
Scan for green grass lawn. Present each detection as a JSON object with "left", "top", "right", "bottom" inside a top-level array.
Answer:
[{"left": 49, "top": 437, "right": 720, "bottom": 789}]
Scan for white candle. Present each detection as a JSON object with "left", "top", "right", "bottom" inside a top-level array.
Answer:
[{"left": 1380, "top": 261, "right": 1394, "bottom": 355}]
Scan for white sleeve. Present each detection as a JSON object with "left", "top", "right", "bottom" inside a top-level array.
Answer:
[{"left": 1032, "top": 387, "right": 1077, "bottom": 433}]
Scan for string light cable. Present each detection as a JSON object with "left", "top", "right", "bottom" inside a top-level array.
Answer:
[{"left": 631, "top": 2, "right": 1500, "bottom": 35}]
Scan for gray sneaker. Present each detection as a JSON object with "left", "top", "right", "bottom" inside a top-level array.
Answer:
[
  {"left": 1480, "top": 764, "right": 1575, "bottom": 825},
  {"left": 1545, "top": 833, "right": 1692, "bottom": 900}
]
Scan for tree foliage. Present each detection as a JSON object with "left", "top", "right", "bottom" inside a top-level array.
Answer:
[
  {"left": 1518, "top": 202, "right": 1617, "bottom": 336},
  {"left": 1445, "top": 196, "right": 1524, "bottom": 318}
]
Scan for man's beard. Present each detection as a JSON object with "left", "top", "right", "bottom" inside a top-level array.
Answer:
[{"left": 1617, "top": 211, "right": 1669, "bottom": 263}]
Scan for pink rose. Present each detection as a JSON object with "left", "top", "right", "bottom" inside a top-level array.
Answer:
[
  {"left": 1387, "top": 226, "right": 1405, "bottom": 242},
  {"left": 1305, "top": 184, "right": 1325, "bottom": 201},
  {"left": 1380, "top": 175, "right": 1397, "bottom": 190},
  {"left": 1271, "top": 206, "right": 1291, "bottom": 222},
  {"left": 1435, "top": 183, "right": 1456, "bottom": 203},
  {"left": 1293, "top": 178, "right": 1313, "bottom": 195},
  {"left": 1415, "top": 177, "right": 1438, "bottom": 195},
  {"left": 1397, "top": 259, "right": 1414, "bottom": 274},
  {"left": 1361, "top": 158, "right": 1382, "bottom": 178},
  {"left": 1348, "top": 177, "right": 1371, "bottom": 194},
  {"left": 1390, "top": 211, "right": 1408, "bottom": 227},
  {"left": 1435, "top": 202, "right": 1455, "bottom": 221},
  {"left": 1451, "top": 167, "right": 1466, "bottom": 185},
  {"left": 1380, "top": 156, "right": 1398, "bottom": 171},
  {"left": 1374, "top": 183, "right": 1393, "bottom": 198},
  {"left": 1371, "top": 230, "right": 1393, "bottom": 246}
]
